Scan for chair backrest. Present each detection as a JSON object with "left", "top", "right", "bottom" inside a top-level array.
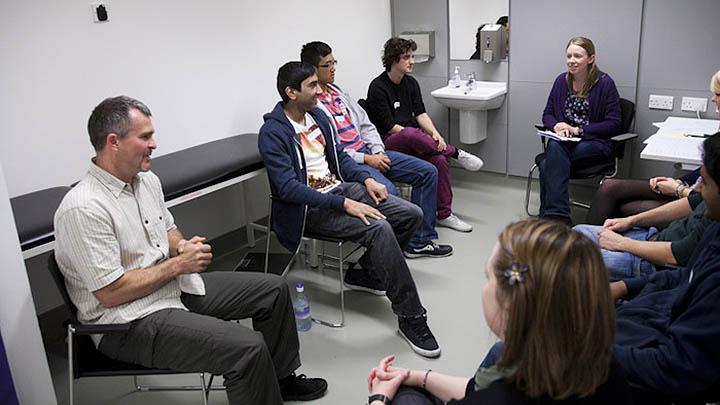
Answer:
[
  {"left": 357, "top": 98, "right": 370, "bottom": 114},
  {"left": 619, "top": 98, "right": 635, "bottom": 134},
  {"left": 48, "top": 252, "right": 80, "bottom": 325}
]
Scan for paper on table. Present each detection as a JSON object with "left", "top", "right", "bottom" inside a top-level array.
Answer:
[
  {"left": 537, "top": 129, "right": 581, "bottom": 142},
  {"left": 656, "top": 116, "right": 720, "bottom": 134},
  {"left": 641, "top": 136, "right": 703, "bottom": 161}
]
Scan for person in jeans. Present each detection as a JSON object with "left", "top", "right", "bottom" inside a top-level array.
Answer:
[
  {"left": 539, "top": 36, "right": 622, "bottom": 225},
  {"left": 366, "top": 37, "right": 484, "bottom": 233},
  {"left": 365, "top": 220, "right": 631, "bottom": 404},
  {"left": 572, "top": 188, "right": 709, "bottom": 280},
  {"left": 300, "top": 41, "right": 452, "bottom": 258},
  {"left": 54, "top": 96, "right": 327, "bottom": 404},
  {"left": 258, "top": 61, "right": 441, "bottom": 358}
]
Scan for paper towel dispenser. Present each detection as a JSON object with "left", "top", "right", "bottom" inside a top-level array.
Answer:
[{"left": 399, "top": 31, "right": 435, "bottom": 63}]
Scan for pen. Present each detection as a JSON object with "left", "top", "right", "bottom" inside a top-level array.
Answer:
[{"left": 683, "top": 133, "right": 712, "bottom": 138}]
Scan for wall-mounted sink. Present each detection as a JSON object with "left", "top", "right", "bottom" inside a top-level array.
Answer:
[{"left": 431, "top": 80, "right": 507, "bottom": 143}]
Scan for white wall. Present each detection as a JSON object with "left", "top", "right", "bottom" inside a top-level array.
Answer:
[
  {"left": 0, "top": 160, "right": 56, "bottom": 404},
  {"left": 0, "top": 0, "right": 392, "bottom": 197}
]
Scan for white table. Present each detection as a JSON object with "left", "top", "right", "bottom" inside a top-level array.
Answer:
[{"left": 640, "top": 116, "right": 719, "bottom": 166}]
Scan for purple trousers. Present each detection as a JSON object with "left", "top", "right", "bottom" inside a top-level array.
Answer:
[{"left": 384, "top": 127, "right": 456, "bottom": 219}]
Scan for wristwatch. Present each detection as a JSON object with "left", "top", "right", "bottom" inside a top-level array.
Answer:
[
  {"left": 368, "top": 394, "right": 391, "bottom": 404},
  {"left": 577, "top": 126, "right": 584, "bottom": 137}
]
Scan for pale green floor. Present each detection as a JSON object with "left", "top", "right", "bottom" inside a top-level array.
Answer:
[{"left": 46, "top": 169, "right": 595, "bottom": 404}]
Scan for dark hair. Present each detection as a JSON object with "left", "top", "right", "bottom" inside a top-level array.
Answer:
[
  {"left": 301, "top": 41, "right": 332, "bottom": 67},
  {"left": 703, "top": 132, "right": 720, "bottom": 186},
  {"left": 496, "top": 15, "right": 508, "bottom": 26},
  {"left": 276, "top": 61, "right": 317, "bottom": 104},
  {"left": 87, "top": 96, "right": 152, "bottom": 152},
  {"left": 475, "top": 24, "right": 487, "bottom": 53},
  {"left": 381, "top": 37, "right": 417, "bottom": 72}
]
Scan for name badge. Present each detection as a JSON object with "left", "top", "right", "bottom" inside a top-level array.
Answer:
[
  {"left": 335, "top": 115, "right": 346, "bottom": 122},
  {"left": 393, "top": 101, "right": 401, "bottom": 109}
]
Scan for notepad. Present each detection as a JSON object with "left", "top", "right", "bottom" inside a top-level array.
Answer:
[{"left": 537, "top": 129, "right": 581, "bottom": 142}]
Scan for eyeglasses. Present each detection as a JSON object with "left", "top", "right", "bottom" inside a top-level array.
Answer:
[{"left": 318, "top": 60, "right": 339, "bottom": 68}]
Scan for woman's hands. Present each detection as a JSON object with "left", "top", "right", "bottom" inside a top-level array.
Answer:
[
  {"left": 367, "top": 355, "right": 410, "bottom": 402},
  {"left": 649, "top": 177, "right": 682, "bottom": 196},
  {"left": 553, "top": 122, "right": 579, "bottom": 138}
]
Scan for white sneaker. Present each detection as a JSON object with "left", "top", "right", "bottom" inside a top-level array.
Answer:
[
  {"left": 436, "top": 214, "right": 473, "bottom": 232},
  {"left": 456, "top": 149, "right": 483, "bottom": 171}
]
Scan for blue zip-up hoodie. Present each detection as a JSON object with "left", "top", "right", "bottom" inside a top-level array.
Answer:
[
  {"left": 258, "top": 101, "right": 372, "bottom": 252},
  {"left": 613, "top": 220, "right": 720, "bottom": 396}
]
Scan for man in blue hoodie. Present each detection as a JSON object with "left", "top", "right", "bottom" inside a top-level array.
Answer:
[
  {"left": 610, "top": 133, "right": 720, "bottom": 400},
  {"left": 258, "top": 61, "right": 441, "bottom": 358}
]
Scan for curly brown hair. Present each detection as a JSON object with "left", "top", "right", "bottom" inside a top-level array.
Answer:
[{"left": 382, "top": 37, "right": 417, "bottom": 72}]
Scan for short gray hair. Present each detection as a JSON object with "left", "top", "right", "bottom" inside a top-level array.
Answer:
[{"left": 87, "top": 96, "right": 152, "bottom": 151}]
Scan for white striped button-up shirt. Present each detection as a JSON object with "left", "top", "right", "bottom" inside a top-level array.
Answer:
[{"left": 54, "top": 163, "right": 204, "bottom": 343}]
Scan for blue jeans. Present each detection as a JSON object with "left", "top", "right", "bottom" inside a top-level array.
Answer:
[
  {"left": 539, "top": 140, "right": 610, "bottom": 218},
  {"left": 572, "top": 224, "right": 658, "bottom": 280},
  {"left": 361, "top": 151, "right": 439, "bottom": 246}
]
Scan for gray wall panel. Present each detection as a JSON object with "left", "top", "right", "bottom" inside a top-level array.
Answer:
[
  {"left": 509, "top": 0, "right": 642, "bottom": 88},
  {"left": 507, "top": 81, "right": 554, "bottom": 176},
  {"left": 638, "top": 0, "right": 720, "bottom": 91}
]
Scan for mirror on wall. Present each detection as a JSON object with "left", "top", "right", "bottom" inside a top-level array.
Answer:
[{"left": 449, "top": 0, "right": 509, "bottom": 61}]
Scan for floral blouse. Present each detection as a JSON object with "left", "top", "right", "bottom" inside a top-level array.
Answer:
[{"left": 564, "top": 94, "right": 590, "bottom": 129}]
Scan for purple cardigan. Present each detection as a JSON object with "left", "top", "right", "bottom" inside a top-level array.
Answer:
[{"left": 542, "top": 72, "right": 622, "bottom": 157}]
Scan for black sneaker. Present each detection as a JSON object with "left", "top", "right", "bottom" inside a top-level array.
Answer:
[
  {"left": 403, "top": 241, "right": 453, "bottom": 258},
  {"left": 398, "top": 313, "right": 441, "bottom": 358},
  {"left": 344, "top": 264, "right": 386, "bottom": 296},
  {"left": 279, "top": 372, "right": 328, "bottom": 401}
]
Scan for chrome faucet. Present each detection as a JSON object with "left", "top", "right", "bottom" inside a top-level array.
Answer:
[{"left": 465, "top": 72, "right": 476, "bottom": 90}]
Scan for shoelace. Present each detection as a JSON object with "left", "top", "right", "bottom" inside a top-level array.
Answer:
[{"left": 407, "top": 316, "right": 432, "bottom": 341}]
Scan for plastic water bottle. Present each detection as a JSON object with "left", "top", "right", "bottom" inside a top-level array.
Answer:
[
  {"left": 450, "top": 66, "right": 461, "bottom": 88},
  {"left": 294, "top": 283, "right": 312, "bottom": 331}
]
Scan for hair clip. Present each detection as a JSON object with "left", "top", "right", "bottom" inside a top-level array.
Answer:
[{"left": 503, "top": 260, "right": 529, "bottom": 285}]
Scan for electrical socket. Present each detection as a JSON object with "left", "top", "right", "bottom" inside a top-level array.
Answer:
[
  {"left": 681, "top": 97, "right": 707, "bottom": 113},
  {"left": 649, "top": 94, "right": 673, "bottom": 110}
]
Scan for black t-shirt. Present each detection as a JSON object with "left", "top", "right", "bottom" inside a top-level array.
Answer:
[
  {"left": 449, "top": 359, "right": 633, "bottom": 405},
  {"left": 365, "top": 72, "right": 426, "bottom": 134},
  {"left": 657, "top": 192, "right": 711, "bottom": 266}
]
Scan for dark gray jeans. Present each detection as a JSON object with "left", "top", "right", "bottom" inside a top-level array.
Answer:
[
  {"left": 98, "top": 272, "right": 300, "bottom": 404},
  {"left": 305, "top": 182, "right": 425, "bottom": 317}
]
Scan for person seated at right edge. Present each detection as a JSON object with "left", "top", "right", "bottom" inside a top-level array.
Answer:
[
  {"left": 539, "top": 36, "right": 621, "bottom": 225},
  {"left": 366, "top": 37, "right": 484, "bottom": 233},
  {"left": 572, "top": 182, "right": 709, "bottom": 280},
  {"left": 606, "top": 132, "right": 720, "bottom": 399},
  {"left": 258, "top": 61, "right": 440, "bottom": 358},
  {"left": 300, "top": 41, "right": 452, "bottom": 259},
  {"left": 365, "top": 220, "right": 632, "bottom": 405},
  {"left": 584, "top": 168, "right": 701, "bottom": 225}
]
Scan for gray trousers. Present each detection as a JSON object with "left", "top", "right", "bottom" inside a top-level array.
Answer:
[
  {"left": 305, "top": 182, "right": 425, "bottom": 317},
  {"left": 98, "top": 271, "right": 300, "bottom": 405}
]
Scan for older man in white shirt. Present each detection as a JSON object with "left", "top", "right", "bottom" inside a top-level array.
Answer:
[{"left": 54, "top": 96, "right": 327, "bottom": 404}]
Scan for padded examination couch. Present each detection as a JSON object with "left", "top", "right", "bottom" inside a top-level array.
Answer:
[{"left": 11, "top": 133, "right": 264, "bottom": 258}]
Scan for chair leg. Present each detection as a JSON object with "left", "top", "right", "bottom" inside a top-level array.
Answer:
[
  {"left": 525, "top": 164, "right": 539, "bottom": 217},
  {"left": 311, "top": 241, "right": 345, "bottom": 328},
  {"left": 264, "top": 197, "right": 272, "bottom": 274},
  {"left": 68, "top": 326, "right": 75, "bottom": 405},
  {"left": 200, "top": 373, "right": 208, "bottom": 405},
  {"left": 133, "top": 374, "right": 226, "bottom": 393}
]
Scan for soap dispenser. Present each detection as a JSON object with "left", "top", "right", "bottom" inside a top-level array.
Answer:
[{"left": 450, "top": 66, "right": 461, "bottom": 88}]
